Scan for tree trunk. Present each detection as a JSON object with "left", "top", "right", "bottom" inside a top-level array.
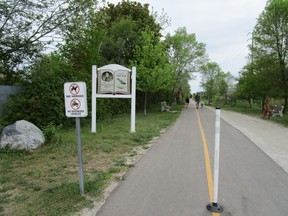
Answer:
[
  {"left": 284, "top": 94, "right": 287, "bottom": 114},
  {"left": 248, "top": 99, "right": 252, "bottom": 108},
  {"left": 261, "top": 96, "right": 266, "bottom": 112},
  {"left": 144, "top": 92, "right": 147, "bottom": 116},
  {"left": 170, "top": 85, "right": 176, "bottom": 105}
]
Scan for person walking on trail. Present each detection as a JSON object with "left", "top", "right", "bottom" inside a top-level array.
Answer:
[
  {"left": 185, "top": 96, "right": 190, "bottom": 108},
  {"left": 263, "top": 98, "right": 271, "bottom": 119},
  {"left": 195, "top": 93, "right": 200, "bottom": 109}
]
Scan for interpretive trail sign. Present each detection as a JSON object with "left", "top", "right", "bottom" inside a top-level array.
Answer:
[
  {"left": 91, "top": 64, "right": 136, "bottom": 133},
  {"left": 98, "top": 69, "right": 130, "bottom": 94}
]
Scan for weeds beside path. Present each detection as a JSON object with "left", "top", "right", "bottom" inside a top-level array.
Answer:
[
  {"left": 217, "top": 104, "right": 288, "bottom": 128},
  {"left": 0, "top": 107, "right": 182, "bottom": 216}
]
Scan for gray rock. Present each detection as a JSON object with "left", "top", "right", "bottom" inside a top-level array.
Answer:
[{"left": 0, "top": 120, "right": 45, "bottom": 151}]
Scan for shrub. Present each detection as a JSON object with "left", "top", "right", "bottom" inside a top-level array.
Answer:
[
  {"left": 42, "top": 123, "right": 62, "bottom": 143},
  {"left": 1, "top": 53, "right": 79, "bottom": 128},
  {"left": 0, "top": 53, "right": 131, "bottom": 129}
]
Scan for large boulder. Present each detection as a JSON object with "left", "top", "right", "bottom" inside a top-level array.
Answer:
[{"left": 0, "top": 120, "right": 45, "bottom": 151}]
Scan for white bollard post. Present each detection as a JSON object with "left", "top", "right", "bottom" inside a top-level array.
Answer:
[
  {"left": 91, "top": 65, "right": 97, "bottom": 133},
  {"left": 130, "top": 66, "right": 136, "bottom": 132},
  {"left": 206, "top": 107, "right": 223, "bottom": 213}
]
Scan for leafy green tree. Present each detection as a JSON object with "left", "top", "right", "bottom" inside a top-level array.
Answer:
[
  {"left": 99, "top": 1, "right": 162, "bottom": 66},
  {"left": 1, "top": 53, "right": 76, "bottom": 128},
  {"left": 100, "top": 17, "right": 138, "bottom": 65},
  {"left": 252, "top": 0, "right": 288, "bottom": 112},
  {"left": 60, "top": 4, "right": 106, "bottom": 74},
  {"left": 200, "top": 61, "right": 233, "bottom": 104},
  {"left": 132, "top": 30, "right": 174, "bottom": 114},
  {"left": 239, "top": 58, "right": 277, "bottom": 107},
  {"left": 0, "top": 0, "right": 99, "bottom": 85},
  {"left": 223, "top": 72, "right": 235, "bottom": 103},
  {"left": 216, "top": 73, "right": 229, "bottom": 100},
  {"left": 237, "top": 67, "right": 257, "bottom": 105},
  {"left": 165, "top": 27, "right": 206, "bottom": 102},
  {"left": 59, "top": 1, "right": 170, "bottom": 118},
  {"left": 200, "top": 62, "right": 220, "bottom": 104}
]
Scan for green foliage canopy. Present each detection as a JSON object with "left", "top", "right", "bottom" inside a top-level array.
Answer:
[
  {"left": 0, "top": 0, "right": 99, "bottom": 85},
  {"left": 1, "top": 53, "right": 75, "bottom": 128},
  {"left": 248, "top": 0, "right": 288, "bottom": 110},
  {"left": 99, "top": 1, "right": 162, "bottom": 66},
  {"left": 165, "top": 27, "right": 207, "bottom": 98}
]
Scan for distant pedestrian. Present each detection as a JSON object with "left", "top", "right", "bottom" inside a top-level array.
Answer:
[
  {"left": 195, "top": 93, "right": 200, "bottom": 109},
  {"left": 185, "top": 96, "right": 190, "bottom": 108},
  {"left": 200, "top": 102, "right": 204, "bottom": 109}
]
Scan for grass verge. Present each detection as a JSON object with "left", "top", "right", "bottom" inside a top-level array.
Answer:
[
  {"left": 212, "top": 103, "right": 288, "bottom": 128},
  {"left": 0, "top": 105, "right": 182, "bottom": 216}
]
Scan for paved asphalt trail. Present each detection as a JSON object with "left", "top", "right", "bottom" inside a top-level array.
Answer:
[{"left": 96, "top": 105, "right": 288, "bottom": 216}]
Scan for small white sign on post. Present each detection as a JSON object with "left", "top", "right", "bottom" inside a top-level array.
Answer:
[
  {"left": 64, "top": 82, "right": 88, "bottom": 117},
  {"left": 64, "top": 82, "right": 87, "bottom": 195}
]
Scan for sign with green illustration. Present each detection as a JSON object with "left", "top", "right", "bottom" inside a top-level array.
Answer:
[{"left": 97, "top": 69, "right": 130, "bottom": 94}]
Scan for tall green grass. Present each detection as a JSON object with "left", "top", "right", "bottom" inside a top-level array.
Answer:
[{"left": 0, "top": 105, "right": 182, "bottom": 216}]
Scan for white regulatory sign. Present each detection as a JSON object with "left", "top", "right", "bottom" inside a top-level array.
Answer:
[{"left": 64, "top": 82, "right": 88, "bottom": 117}]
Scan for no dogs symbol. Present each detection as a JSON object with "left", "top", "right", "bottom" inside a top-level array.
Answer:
[
  {"left": 69, "top": 83, "right": 80, "bottom": 95},
  {"left": 70, "top": 98, "right": 81, "bottom": 110}
]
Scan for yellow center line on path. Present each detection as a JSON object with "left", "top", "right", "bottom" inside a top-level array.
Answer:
[{"left": 195, "top": 109, "right": 220, "bottom": 216}]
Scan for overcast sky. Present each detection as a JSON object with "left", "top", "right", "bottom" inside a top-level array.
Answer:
[{"left": 106, "top": 0, "right": 268, "bottom": 92}]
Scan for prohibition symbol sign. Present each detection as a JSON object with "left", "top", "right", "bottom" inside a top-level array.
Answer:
[
  {"left": 64, "top": 82, "right": 88, "bottom": 196},
  {"left": 70, "top": 98, "right": 81, "bottom": 110},
  {"left": 69, "top": 83, "right": 80, "bottom": 95},
  {"left": 64, "top": 82, "right": 88, "bottom": 118}
]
